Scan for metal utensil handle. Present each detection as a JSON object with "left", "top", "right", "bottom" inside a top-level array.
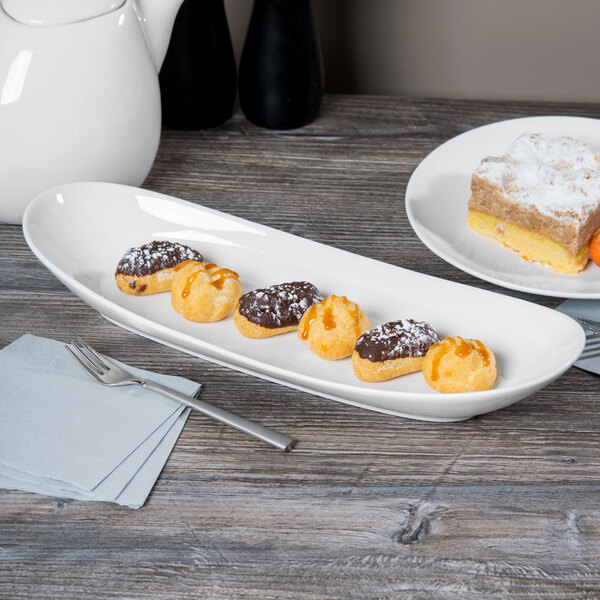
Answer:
[{"left": 142, "top": 380, "right": 296, "bottom": 452}]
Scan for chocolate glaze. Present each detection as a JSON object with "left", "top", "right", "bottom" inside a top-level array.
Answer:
[
  {"left": 116, "top": 241, "right": 204, "bottom": 276},
  {"left": 238, "top": 281, "right": 322, "bottom": 329},
  {"left": 355, "top": 319, "right": 440, "bottom": 362}
]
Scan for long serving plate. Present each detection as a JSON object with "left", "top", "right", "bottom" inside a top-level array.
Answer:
[{"left": 23, "top": 182, "right": 584, "bottom": 421}]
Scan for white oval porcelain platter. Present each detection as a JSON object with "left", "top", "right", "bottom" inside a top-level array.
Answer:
[
  {"left": 406, "top": 116, "right": 600, "bottom": 298},
  {"left": 23, "top": 182, "right": 584, "bottom": 422}
]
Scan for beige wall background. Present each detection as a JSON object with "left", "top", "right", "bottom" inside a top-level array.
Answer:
[{"left": 224, "top": 0, "right": 600, "bottom": 102}]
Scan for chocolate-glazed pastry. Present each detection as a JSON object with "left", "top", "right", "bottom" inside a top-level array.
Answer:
[
  {"left": 115, "top": 240, "right": 204, "bottom": 295},
  {"left": 234, "top": 281, "right": 322, "bottom": 338},
  {"left": 116, "top": 240, "right": 203, "bottom": 277},
  {"left": 355, "top": 319, "right": 440, "bottom": 362},
  {"left": 353, "top": 319, "right": 440, "bottom": 382}
]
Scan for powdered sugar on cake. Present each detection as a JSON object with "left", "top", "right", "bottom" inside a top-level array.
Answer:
[{"left": 475, "top": 133, "right": 600, "bottom": 223}]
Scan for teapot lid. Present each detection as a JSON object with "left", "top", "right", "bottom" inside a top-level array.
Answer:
[{"left": 2, "top": 0, "right": 125, "bottom": 26}]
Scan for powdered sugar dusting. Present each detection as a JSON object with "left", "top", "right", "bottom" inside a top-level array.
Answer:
[
  {"left": 116, "top": 241, "right": 204, "bottom": 276},
  {"left": 355, "top": 319, "right": 440, "bottom": 362},
  {"left": 475, "top": 133, "right": 600, "bottom": 223},
  {"left": 238, "top": 282, "right": 322, "bottom": 329}
]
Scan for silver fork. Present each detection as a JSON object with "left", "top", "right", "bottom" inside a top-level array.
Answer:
[
  {"left": 66, "top": 338, "right": 296, "bottom": 452},
  {"left": 576, "top": 317, "right": 600, "bottom": 360}
]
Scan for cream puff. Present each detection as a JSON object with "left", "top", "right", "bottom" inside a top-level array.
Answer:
[
  {"left": 171, "top": 260, "right": 242, "bottom": 322},
  {"left": 422, "top": 336, "right": 497, "bottom": 393},
  {"left": 298, "top": 295, "right": 369, "bottom": 360}
]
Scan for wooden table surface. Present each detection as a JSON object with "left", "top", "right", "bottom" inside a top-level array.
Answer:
[{"left": 2, "top": 95, "right": 600, "bottom": 599}]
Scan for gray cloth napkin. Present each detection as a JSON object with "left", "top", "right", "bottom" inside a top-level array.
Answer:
[
  {"left": 0, "top": 334, "right": 198, "bottom": 508},
  {"left": 556, "top": 299, "right": 600, "bottom": 376}
]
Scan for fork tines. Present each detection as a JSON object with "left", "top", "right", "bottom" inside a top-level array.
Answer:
[
  {"left": 577, "top": 317, "right": 600, "bottom": 335},
  {"left": 73, "top": 338, "right": 111, "bottom": 372},
  {"left": 576, "top": 318, "right": 600, "bottom": 360}
]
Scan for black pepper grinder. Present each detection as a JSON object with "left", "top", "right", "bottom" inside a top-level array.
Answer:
[
  {"left": 239, "top": 0, "right": 324, "bottom": 130},
  {"left": 159, "top": 0, "right": 237, "bottom": 130}
]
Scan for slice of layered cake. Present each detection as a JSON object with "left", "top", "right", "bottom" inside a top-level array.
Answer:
[{"left": 467, "top": 133, "right": 600, "bottom": 273}]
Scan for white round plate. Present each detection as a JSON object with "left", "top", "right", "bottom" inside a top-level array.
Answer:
[{"left": 406, "top": 116, "right": 600, "bottom": 298}]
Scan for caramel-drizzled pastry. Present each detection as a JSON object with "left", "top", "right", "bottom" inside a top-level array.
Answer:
[
  {"left": 115, "top": 240, "right": 204, "bottom": 296},
  {"left": 297, "top": 295, "right": 369, "bottom": 360},
  {"left": 171, "top": 260, "right": 242, "bottom": 322},
  {"left": 235, "top": 281, "right": 322, "bottom": 338},
  {"left": 352, "top": 319, "right": 440, "bottom": 382},
  {"left": 422, "top": 336, "right": 497, "bottom": 393}
]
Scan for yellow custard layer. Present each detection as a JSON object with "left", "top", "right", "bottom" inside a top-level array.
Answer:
[{"left": 467, "top": 209, "right": 589, "bottom": 274}]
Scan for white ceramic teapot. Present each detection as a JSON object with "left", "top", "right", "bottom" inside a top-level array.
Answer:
[{"left": 0, "top": 0, "right": 184, "bottom": 224}]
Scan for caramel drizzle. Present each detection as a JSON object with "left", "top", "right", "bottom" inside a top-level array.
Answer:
[
  {"left": 205, "top": 263, "right": 240, "bottom": 291},
  {"left": 347, "top": 301, "right": 361, "bottom": 339},
  {"left": 175, "top": 260, "right": 239, "bottom": 297},
  {"left": 430, "top": 336, "right": 490, "bottom": 382},
  {"left": 176, "top": 261, "right": 206, "bottom": 299},
  {"left": 299, "top": 295, "right": 362, "bottom": 340},
  {"left": 473, "top": 340, "right": 490, "bottom": 366},
  {"left": 300, "top": 304, "right": 318, "bottom": 340},
  {"left": 322, "top": 305, "right": 336, "bottom": 330}
]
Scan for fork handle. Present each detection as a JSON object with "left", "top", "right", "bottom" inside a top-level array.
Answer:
[{"left": 141, "top": 380, "right": 296, "bottom": 452}]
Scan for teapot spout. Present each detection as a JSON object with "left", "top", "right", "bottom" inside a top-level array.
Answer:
[{"left": 135, "top": 0, "right": 185, "bottom": 70}]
